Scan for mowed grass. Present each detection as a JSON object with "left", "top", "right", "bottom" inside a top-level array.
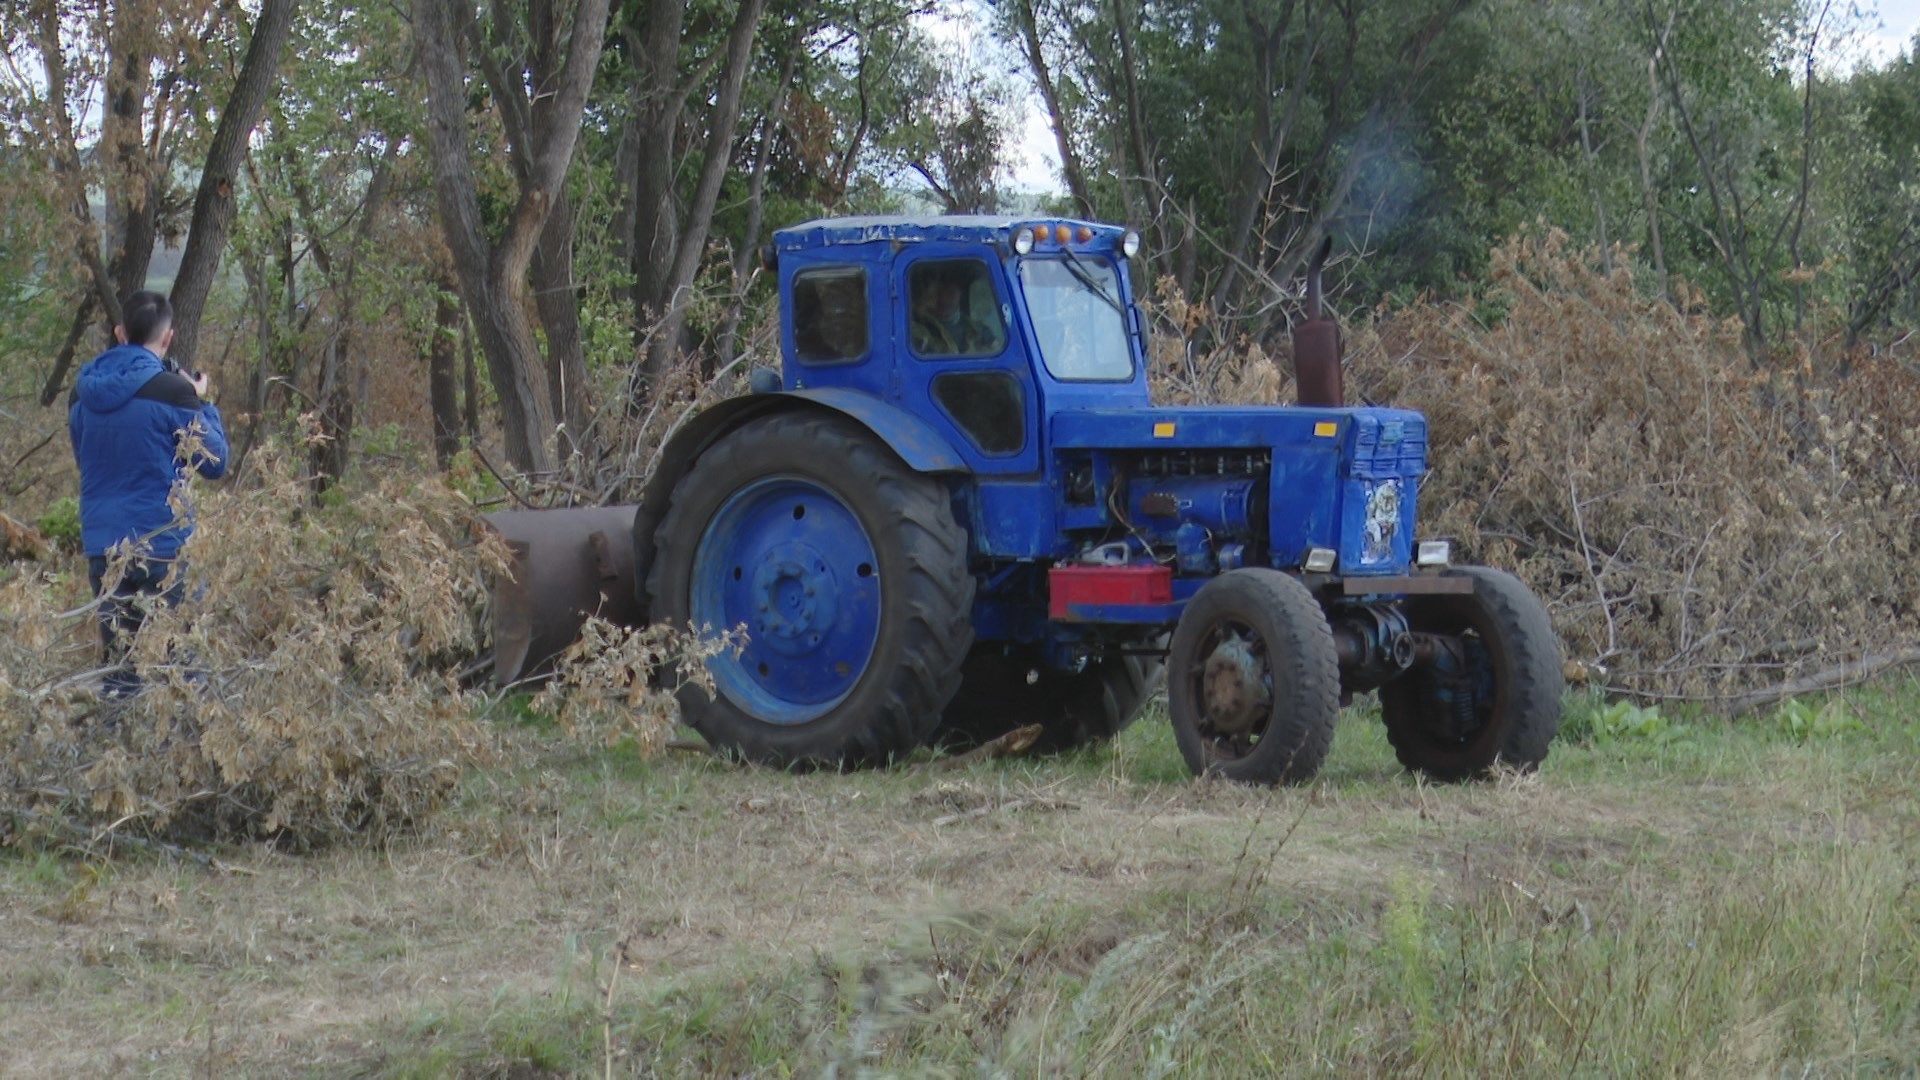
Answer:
[{"left": 3, "top": 677, "right": 1918, "bottom": 1077}]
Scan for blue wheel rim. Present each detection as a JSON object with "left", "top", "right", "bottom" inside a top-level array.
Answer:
[{"left": 690, "top": 476, "right": 883, "bottom": 725}]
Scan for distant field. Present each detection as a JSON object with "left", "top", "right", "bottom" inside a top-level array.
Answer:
[{"left": 3, "top": 678, "right": 1917, "bottom": 1077}]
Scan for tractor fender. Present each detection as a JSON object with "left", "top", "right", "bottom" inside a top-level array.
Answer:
[{"left": 630, "top": 389, "right": 970, "bottom": 616}]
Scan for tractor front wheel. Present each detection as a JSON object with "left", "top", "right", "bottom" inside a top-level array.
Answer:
[
  {"left": 646, "top": 413, "right": 974, "bottom": 768},
  {"left": 1167, "top": 569, "right": 1340, "bottom": 785},
  {"left": 1379, "top": 566, "right": 1562, "bottom": 781}
]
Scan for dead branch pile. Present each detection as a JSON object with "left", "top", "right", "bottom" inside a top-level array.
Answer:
[
  {"left": 1154, "top": 231, "right": 1920, "bottom": 701},
  {"left": 0, "top": 449, "right": 504, "bottom": 846},
  {"left": 0, "top": 446, "right": 707, "bottom": 850}
]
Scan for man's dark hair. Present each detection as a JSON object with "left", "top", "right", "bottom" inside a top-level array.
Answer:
[{"left": 121, "top": 290, "right": 173, "bottom": 346}]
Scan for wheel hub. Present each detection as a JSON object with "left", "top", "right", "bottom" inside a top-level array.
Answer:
[
  {"left": 1201, "top": 635, "right": 1269, "bottom": 735},
  {"left": 689, "top": 476, "right": 883, "bottom": 724},
  {"left": 751, "top": 542, "right": 838, "bottom": 654}
]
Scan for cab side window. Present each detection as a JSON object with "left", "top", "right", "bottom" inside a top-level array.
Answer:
[
  {"left": 792, "top": 266, "right": 869, "bottom": 363},
  {"left": 908, "top": 259, "right": 1007, "bottom": 358}
]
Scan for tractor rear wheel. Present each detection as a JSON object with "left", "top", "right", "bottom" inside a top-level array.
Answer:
[
  {"left": 1167, "top": 569, "right": 1340, "bottom": 785},
  {"left": 936, "top": 647, "right": 1163, "bottom": 752},
  {"left": 646, "top": 412, "right": 974, "bottom": 768},
  {"left": 1379, "top": 566, "right": 1562, "bottom": 781}
]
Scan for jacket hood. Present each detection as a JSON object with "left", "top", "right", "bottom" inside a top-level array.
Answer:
[{"left": 76, "top": 345, "right": 166, "bottom": 412}]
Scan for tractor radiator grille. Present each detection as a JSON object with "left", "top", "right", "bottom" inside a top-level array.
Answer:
[{"left": 1129, "top": 449, "right": 1270, "bottom": 478}]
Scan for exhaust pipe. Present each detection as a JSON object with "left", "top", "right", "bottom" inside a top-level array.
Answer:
[{"left": 1291, "top": 237, "right": 1343, "bottom": 407}]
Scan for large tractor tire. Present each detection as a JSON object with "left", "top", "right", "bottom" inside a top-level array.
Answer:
[
  {"left": 936, "top": 647, "right": 1163, "bottom": 753},
  {"left": 646, "top": 413, "right": 974, "bottom": 768},
  {"left": 1166, "top": 569, "right": 1340, "bottom": 785},
  {"left": 1380, "top": 566, "right": 1562, "bottom": 781}
]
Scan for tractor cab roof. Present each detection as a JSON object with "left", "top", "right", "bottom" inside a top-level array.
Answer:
[{"left": 773, "top": 214, "right": 1127, "bottom": 253}]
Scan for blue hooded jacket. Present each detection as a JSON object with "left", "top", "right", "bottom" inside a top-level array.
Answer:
[{"left": 68, "top": 344, "right": 229, "bottom": 559}]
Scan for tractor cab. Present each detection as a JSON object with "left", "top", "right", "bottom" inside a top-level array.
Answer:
[{"left": 769, "top": 215, "right": 1151, "bottom": 478}]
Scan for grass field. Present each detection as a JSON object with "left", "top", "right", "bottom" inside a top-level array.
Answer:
[{"left": 3, "top": 677, "right": 1918, "bottom": 1077}]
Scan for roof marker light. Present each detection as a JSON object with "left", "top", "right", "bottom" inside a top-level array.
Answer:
[
  {"left": 1076, "top": 226, "right": 1093, "bottom": 243},
  {"left": 1054, "top": 223, "right": 1072, "bottom": 244},
  {"left": 1013, "top": 227, "right": 1035, "bottom": 255}
]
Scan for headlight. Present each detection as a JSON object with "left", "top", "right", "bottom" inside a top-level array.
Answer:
[
  {"left": 1121, "top": 230, "right": 1141, "bottom": 258},
  {"left": 1416, "top": 541, "right": 1452, "bottom": 568},
  {"left": 1012, "top": 227, "right": 1035, "bottom": 255},
  {"left": 1303, "top": 547, "right": 1338, "bottom": 573}
]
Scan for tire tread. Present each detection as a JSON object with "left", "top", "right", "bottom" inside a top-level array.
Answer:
[{"left": 646, "top": 411, "right": 974, "bottom": 768}]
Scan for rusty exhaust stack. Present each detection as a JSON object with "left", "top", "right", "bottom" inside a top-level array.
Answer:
[{"left": 1291, "top": 237, "right": 1343, "bottom": 407}]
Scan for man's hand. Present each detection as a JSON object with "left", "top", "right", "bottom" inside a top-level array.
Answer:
[{"left": 189, "top": 370, "right": 211, "bottom": 401}]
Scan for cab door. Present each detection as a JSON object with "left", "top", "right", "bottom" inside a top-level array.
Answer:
[{"left": 891, "top": 247, "right": 1040, "bottom": 476}]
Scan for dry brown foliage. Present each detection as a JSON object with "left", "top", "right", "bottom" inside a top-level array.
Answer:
[
  {"left": 1154, "top": 231, "right": 1920, "bottom": 700},
  {"left": 532, "top": 615, "right": 734, "bottom": 755},
  {"left": 0, "top": 448, "right": 505, "bottom": 846}
]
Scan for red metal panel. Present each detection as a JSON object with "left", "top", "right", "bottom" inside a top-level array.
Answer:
[{"left": 1048, "top": 563, "right": 1174, "bottom": 620}]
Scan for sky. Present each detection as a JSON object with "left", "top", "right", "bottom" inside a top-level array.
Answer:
[
  {"left": 1858, "top": 0, "right": 1920, "bottom": 63},
  {"left": 923, "top": 0, "right": 1920, "bottom": 197}
]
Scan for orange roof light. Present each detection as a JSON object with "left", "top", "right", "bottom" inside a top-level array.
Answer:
[
  {"left": 1054, "top": 224, "right": 1072, "bottom": 244},
  {"left": 1076, "top": 226, "right": 1093, "bottom": 243}
]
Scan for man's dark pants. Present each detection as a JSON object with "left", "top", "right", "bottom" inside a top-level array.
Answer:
[{"left": 87, "top": 555, "right": 182, "bottom": 698}]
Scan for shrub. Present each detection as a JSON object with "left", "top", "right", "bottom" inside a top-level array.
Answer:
[
  {"left": 1773, "top": 698, "right": 1862, "bottom": 742},
  {"left": 0, "top": 448, "right": 507, "bottom": 847},
  {"left": 34, "top": 496, "right": 79, "bottom": 553}
]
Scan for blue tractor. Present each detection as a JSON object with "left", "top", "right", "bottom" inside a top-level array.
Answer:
[{"left": 498, "top": 215, "right": 1562, "bottom": 784}]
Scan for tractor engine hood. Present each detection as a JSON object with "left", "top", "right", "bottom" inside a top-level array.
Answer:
[
  {"left": 1050, "top": 405, "right": 1393, "bottom": 450},
  {"left": 1051, "top": 405, "right": 1428, "bottom": 576}
]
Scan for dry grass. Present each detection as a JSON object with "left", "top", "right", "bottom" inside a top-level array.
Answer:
[{"left": 1, "top": 675, "right": 1915, "bottom": 1076}]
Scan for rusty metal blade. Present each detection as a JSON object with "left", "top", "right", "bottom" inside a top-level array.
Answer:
[{"left": 481, "top": 505, "right": 644, "bottom": 684}]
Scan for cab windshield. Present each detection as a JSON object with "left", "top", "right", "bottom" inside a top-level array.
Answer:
[{"left": 1019, "top": 257, "right": 1133, "bottom": 381}]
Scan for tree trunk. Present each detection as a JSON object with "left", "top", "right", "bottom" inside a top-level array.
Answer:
[
  {"left": 530, "top": 191, "right": 595, "bottom": 450},
  {"left": 1110, "top": 0, "right": 1170, "bottom": 270},
  {"left": 101, "top": 5, "right": 157, "bottom": 300},
  {"left": 30, "top": 0, "right": 125, "bottom": 329},
  {"left": 39, "top": 291, "right": 97, "bottom": 407},
  {"left": 301, "top": 142, "right": 397, "bottom": 492},
  {"left": 1637, "top": 48, "right": 1668, "bottom": 301},
  {"left": 311, "top": 333, "right": 355, "bottom": 489},
  {"left": 168, "top": 0, "right": 302, "bottom": 367},
  {"left": 640, "top": 0, "right": 767, "bottom": 384},
  {"left": 228, "top": 253, "right": 273, "bottom": 479},
  {"left": 1576, "top": 67, "right": 1611, "bottom": 274},
  {"left": 413, "top": 0, "right": 610, "bottom": 473},
  {"left": 1653, "top": 10, "right": 1766, "bottom": 360},
  {"left": 1014, "top": 0, "right": 1094, "bottom": 218},
  {"left": 715, "top": 56, "right": 796, "bottom": 368},
  {"left": 462, "top": 314, "right": 480, "bottom": 443},
  {"left": 624, "top": 0, "right": 690, "bottom": 355},
  {"left": 429, "top": 286, "right": 463, "bottom": 470}
]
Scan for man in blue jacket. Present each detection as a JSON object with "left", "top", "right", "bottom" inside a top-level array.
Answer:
[{"left": 68, "top": 290, "right": 229, "bottom": 697}]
